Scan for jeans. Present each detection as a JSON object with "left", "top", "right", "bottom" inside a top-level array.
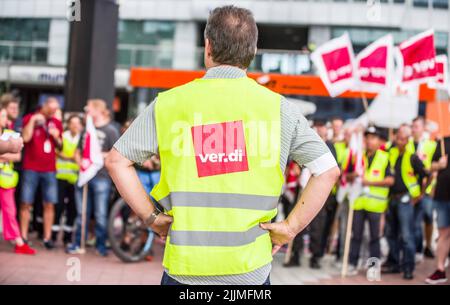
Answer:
[
  {"left": 136, "top": 170, "right": 160, "bottom": 195},
  {"left": 74, "top": 176, "right": 112, "bottom": 253},
  {"left": 349, "top": 210, "right": 381, "bottom": 267},
  {"left": 434, "top": 200, "right": 450, "bottom": 229},
  {"left": 413, "top": 195, "right": 433, "bottom": 253},
  {"left": 386, "top": 197, "right": 416, "bottom": 272},
  {"left": 21, "top": 170, "right": 58, "bottom": 204},
  {"left": 160, "top": 272, "right": 271, "bottom": 285}
]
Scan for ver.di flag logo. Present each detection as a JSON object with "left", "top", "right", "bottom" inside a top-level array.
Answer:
[{"left": 191, "top": 120, "right": 249, "bottom": 177}]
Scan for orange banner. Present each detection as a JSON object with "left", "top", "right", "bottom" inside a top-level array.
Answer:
[
  {"left": 426, "top": 101, "right": 450, "bottom": 138},
  {"left": 129, "top": 68, "right": 437, "bottom": 102}
]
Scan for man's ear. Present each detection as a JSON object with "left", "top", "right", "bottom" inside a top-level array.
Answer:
[{"left": 205, "top": 38, "right": 211, "bottom": 56}]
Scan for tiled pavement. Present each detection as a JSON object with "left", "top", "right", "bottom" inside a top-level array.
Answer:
[{"left": 0, "top": 236, "right": 448, "bottom": 285}]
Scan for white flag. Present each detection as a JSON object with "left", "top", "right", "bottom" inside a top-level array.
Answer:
[{"left": 77, "top": 115, "right": 104, "bottom": 187}]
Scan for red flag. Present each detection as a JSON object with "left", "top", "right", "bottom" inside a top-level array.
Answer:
[
  {"left": 311, "top": 33, "right": 356, "bottom": 97},
  {"left": 428, "top": 54, "right": 449, "bottom": 95},
  {"left": 77, "top": 115, "right": 104, "bottom": 187},
  {"left": 356, "top": 35, "right": 393, "bottom": 93},
  {"left": 396, "top": 29, "right": 437, "bottom": 86}
]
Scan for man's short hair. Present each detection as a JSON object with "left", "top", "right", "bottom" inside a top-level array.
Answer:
[
  {"left": 412, "top": 116, "right": 425, "bottom": 124},
  {"left": 0, "top": 93, "right": 19, "bottom": 108},
  {"left": 330, "top": 116, "right": 344, "bottom": 123},
  {"left": 204, "top": 5, "right": 258, "bottom": 69}
]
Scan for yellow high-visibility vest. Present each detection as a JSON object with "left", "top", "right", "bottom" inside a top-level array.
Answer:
[
  {"left": 389, "top": 147, "right": 421, "bottom": 199},
  {"left": 353, "top": 150, "right": 390, "bottom": 213},
  {"left": 56, "top": 132, "right": 80, "bottom": 185},
  {"left": 406, "top": 139, "right": 436, "bottom": 170},
  {"left": 334, "top": 141, "right": 347, "bottom": 167},
  {"left": 0, "top": 129, "right": 18, "bottom": 189},
  {"left": 406, "top": 139, "right": 436, "bottom": 195},
  {"left": 151, "top": 77, "right": 284, "bottom": 276}
]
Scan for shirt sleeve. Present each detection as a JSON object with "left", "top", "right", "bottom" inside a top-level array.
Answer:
[
  {"left": 432, "top": 141, "right": 442, "bottom": 162},
  {"left": 22, "top": 113, "right": 31, "bottom": 128},
  {"left": 282, "top": 97, "right": 337, "bottom": 176},
  {"left": 113, "top": 100, "right": 158, "bottom": 165},
  {"left": 411, "top": 154, "right": 428, "bottom": 178}
]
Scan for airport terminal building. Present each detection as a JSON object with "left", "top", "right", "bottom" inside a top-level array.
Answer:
[{"left": 0, "top": 0, "right": 449, "bottom": 121}]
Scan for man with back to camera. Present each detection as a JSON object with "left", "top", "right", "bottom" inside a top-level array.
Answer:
[{"left": 106, "top": 5, "right": 340, "bottom": 285}]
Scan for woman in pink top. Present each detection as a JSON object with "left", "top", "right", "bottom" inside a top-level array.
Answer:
[{"left": 0, "top": 107, "right": 35, "bottom": 255}]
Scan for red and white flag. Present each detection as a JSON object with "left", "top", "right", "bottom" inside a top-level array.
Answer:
[
  {"left": 395, "top": 29, "right": 437, "bottom": 86},
  {"left": 356, "top": 34, "right": 394, "bottom": 93},
  {"left": 77, "top": 115, "right": 104, "bottom": 187},
  {"left": 428, "top": 54, "right": 450, "bottom": 94},
  {"left": 311, "top": 33, "right": 356, "bottom": 97}
]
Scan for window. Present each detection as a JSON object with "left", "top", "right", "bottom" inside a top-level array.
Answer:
[
  {"left": 117, "top": 20, "right": 175, "bottom": 67},
  {"left": 0, "top": 18, "right": 50, "bottom": 63}
]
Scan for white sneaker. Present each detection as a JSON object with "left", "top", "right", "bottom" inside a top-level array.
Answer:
[
  {"left": 415, "top": 253, "right": 424, "bottom": 264},
  {"left": 346, "top": 265, "right": 359, "bottom": 276}
]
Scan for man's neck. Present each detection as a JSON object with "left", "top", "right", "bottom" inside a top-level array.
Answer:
[
  {"left": 413, "top": 135, "right": 423, "bottom": 143},
  {"left": 366, "top": 149, "right": 376, "bottom": 157}
]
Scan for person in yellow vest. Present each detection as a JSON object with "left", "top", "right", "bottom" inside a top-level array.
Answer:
[
  {"left": 409, "top": 116, "right": 437, "bottom": 259},
  {"left": 0, "top": 107, "right": 36, "bottom": 255},
  {"left": 347, "top": 126, "right": 394, "bottom": 275},
  {"left": 52, "top": 115, "right": 82, "bottom": 245},
  {"left": 106, "top": 5, "right": 340, "bottom": 285},
  {"left": 383, "top": 125, "right": 429, "bottom": 280}
]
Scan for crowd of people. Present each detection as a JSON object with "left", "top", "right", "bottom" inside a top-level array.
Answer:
[
  {"left": 280, "top": 116, "right": 449, "bottom": 284},
  {"left": 0, "top": 93, "right": 125, "bottom": 257},
  {"left": 0, "top": 91, "right": 448, "bottom": 284}
]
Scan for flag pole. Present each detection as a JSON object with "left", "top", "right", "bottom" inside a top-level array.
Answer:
[
  {"left": 80, "top": 183, "right": 88, "bottom": 254},
  {"left": 360, "top": 91, "right": 371, "bottom": 125},
  {"left": 436, "top": 98, "right": 446, "bottom": 156},
  {"left": 341, "top": 199, "right": 354, "bottom": 278}
]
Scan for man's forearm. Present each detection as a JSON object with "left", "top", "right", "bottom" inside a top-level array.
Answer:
[
  {"left": 106, "top": 148, "right": 156, "bottom": 220},
  {"left": 22, "top": 120, "right": 35, "bottom": 143},
  {"left": 286, "top": 166, "right": 340, "bottom": 234}
]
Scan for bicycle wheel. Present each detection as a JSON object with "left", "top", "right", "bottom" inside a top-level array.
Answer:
[{"left": 108, "top": 197, "right": 154, "bottom": 262}]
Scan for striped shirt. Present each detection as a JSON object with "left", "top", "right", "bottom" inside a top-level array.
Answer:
[{"left": 113, "top": 65, "right": 336, "bottom": 285}]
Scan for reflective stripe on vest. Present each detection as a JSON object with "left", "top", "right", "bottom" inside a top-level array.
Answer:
[
  {"left": 0, "top": 129, "right": 18, "bottom": 189},
  {"left": 56, "top": 134, "right": 80, "bottom": 184},
  {"left": 169, "top": 224, "right": 267, "bottom": 247},
  {"left": 353, "top": 149, "right": 390, "bottom": 213},
  {"left": 158, "top": 192, "right": 279, "bottom": 212},
  {"left": 152, "top": 77, "right": 283, "bottom": 276},
  {"left": 389, "top": 147, "right": 421, "bottom": 198}
]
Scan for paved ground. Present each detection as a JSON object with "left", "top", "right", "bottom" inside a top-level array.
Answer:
[{"left": 0, "top": 235, "right": 447, "bottom": 285}]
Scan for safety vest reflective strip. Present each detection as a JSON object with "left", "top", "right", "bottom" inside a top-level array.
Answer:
[
  {"left": 158, "top": 192, "right": 279, "bottom": 212},
  {"left": 0, "top": 129, "right": 18, "bottom": 189},
  {"left": 152, "top": 77, "right": 283, "bottom": 276},
  {"left": 353, "top": 150, "right": 390, "bottom": 213},
  {"left": 56, "top": 135, "right": 79, "bottom": 184},
  {"left": 389, "top": 147, "right": 421, "bottom": 199}
]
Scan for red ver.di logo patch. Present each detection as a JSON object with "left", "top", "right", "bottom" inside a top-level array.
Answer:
[{"left": 191, "top": 120, "right": 248, "bottom": 177}]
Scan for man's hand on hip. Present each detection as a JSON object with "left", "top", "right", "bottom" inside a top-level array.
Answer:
[
  {"left": 260, "top": 220, "right": 297, "bottom": 255},
  {"left": 151, "top": 213, "right": 173, "bottom": 241}
]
